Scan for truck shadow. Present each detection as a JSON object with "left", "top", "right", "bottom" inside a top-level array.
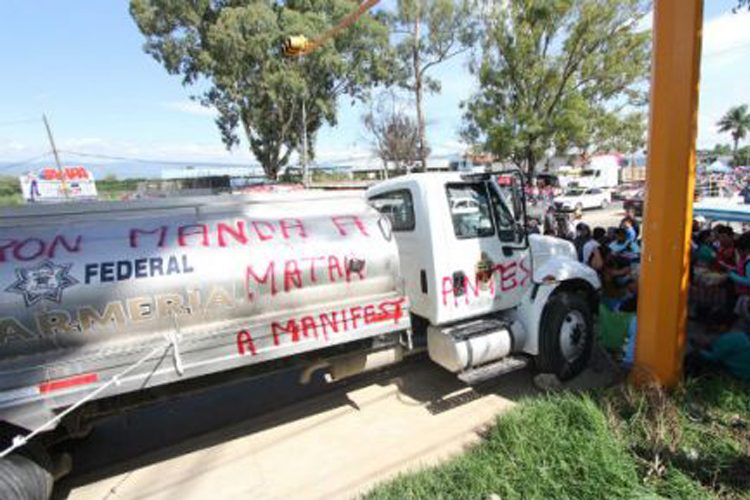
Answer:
[{"left": 53, "top": 354, "right": 614, "bottom": 499}]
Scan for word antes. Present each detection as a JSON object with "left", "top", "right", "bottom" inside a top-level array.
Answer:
[
  {"left": 8, "top": 285, "right": 238, "bottom": 339},
  {"left": 236, "top": 297, "right": 406, "bottom": 356},
  {"left": 245, "top": 254, "right": 366, "bottom": 300},
  {"left": 129, "top": 215, "right": 370, "bottom": 250},
  {"left": 84, "top": 254, "right": 194, "bottom": 284},
  {"left": 0, "top": 235, "right": 82, "bottom": 263},
  {"left": 441, "top": 258, "right": 532, "bottom": 306}
]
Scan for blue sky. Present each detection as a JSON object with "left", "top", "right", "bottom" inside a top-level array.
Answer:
[{"left": 0, "top": 0, "right": 749, "bottom": 177}]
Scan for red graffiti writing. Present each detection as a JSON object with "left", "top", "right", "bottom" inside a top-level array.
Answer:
[
  {"left": 235, "top": 297, "right": 406, "bottom": 356},
  {"left": 245, "top": 254, "right": 366, "bottom": 301},
  {"left": 0, "top": 235, "right": 82, "bottom": 263},
  {"left": 441, "top": 258, "right": 532, "bottom": 306},
  {"left": 41, "top": 167, "right": 90, "bottom": 181},
  {"left": 331, "top": 215, "right": 369, "bottom": 237},
  {"left": 129, "top": 218, "right": 308, "bottom": 249},
  {"left": 236, "top": 330, "right": 257, "bottom": 356}
]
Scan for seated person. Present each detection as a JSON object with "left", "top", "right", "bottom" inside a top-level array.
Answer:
[
  {"left": 692, "top": 229, "right": 717, "bottom": 269},
  {"left": 620, "top": 217, "right": 638, "bottom": 243},
  {"left": 688, "top": 330, "right": 750, "bottom": 381},
  {"left": 574, "top": 223, "right": 604, "bottom": 271},
  {"left": 609, "top": 228, "right": 640, "bottom": 264},
  {"left": 714, "top": 224, "right": 736, "bottom": 271},
  {"left": 728, "top": 233, "right": 750, "bottom": 323}
]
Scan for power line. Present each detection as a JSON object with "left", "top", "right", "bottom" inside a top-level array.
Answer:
[
  {"left": 59, "top": 150, "right": 258, "bottom": 168},
  {"left": 0, "top": 118, "right": 40, "bottom": 128},
  {"left": 0, "top": 152, "right": 52, "bottom": 172},
  {"left": 704, "top": 40, "right": 750, "bottom": 58}
]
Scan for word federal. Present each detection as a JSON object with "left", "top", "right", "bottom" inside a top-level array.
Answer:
[{"left": 84, "top": 254, "right": 195, "bottom": 284}]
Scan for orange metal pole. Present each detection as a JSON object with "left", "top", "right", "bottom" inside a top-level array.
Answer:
[
  {"left": 634, "top": 0, "right": 703, "bottom": 387},
  {"left": 302, "top": 0, "right": 380, "bottom": 55}
]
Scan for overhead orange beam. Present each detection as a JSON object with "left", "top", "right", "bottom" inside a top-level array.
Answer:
[
  {"left": 634, "top": 0, "right": 704, "bottom": 387},
  {"left": 297, "top": 0, "right": 380, "bottom": 56}
]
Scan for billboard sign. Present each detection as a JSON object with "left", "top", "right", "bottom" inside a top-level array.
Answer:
[{"left": 20, "top": 167, "right": 98, "bottom": 203}]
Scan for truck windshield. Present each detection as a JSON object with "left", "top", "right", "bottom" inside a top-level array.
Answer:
[{"left": 446, "top": 183, "right": 495, "bottom": 238}]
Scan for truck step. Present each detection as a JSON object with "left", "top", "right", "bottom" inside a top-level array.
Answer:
[
  {"left": 457, "top": 356, "right": 529, "bottom": 385},
  {"left": 445, "top": 318, "right": 510, "bottom": 340}
]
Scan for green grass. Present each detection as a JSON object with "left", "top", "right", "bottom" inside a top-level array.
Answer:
[{"left": 365, "top": 375, "right": 750, "bottom": 500}]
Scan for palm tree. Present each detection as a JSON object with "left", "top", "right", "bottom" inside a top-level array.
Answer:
[{"left": 717, "top": 104, "right": 750, "bottom": 156}]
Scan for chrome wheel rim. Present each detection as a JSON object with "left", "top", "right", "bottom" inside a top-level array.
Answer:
[{"left": 560, "top": 310, "right": 587, "bottom": 363}]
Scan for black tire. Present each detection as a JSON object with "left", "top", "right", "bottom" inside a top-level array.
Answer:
[
  {"left": 0, "top": 453, "right": 53, "bottom": 500},
  {"left": 535, "top": 291, "right": 594, "bottom": 380}
]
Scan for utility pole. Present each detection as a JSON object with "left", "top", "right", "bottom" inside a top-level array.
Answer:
[
  {"left": 299, "top": 58, "right": 310, "bottom": 188},
  {"left": 42, "top": 113, "right": 68, "bottom": 199},
  {"left": 634, "top": 0, "right": 703, "bottom": 387}
]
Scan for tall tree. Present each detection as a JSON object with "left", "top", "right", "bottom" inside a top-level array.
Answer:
[
  {"left": 717, "top": 104, "right": 750, "bottom": 157},
  {"left": 363, "top": 92, "right": 427, "bottom": 175},
  {"left": 712, "top": 143, "right": 732, "bottom": 156},
  {"left": 463, "top": 0, "right": 650, "bottom": 179},
  {"left": 130, "top": 0, "right": 392, "bottom": 179},
  {"left": 389, "top": 0, "right": 476, "bottom": 170}
]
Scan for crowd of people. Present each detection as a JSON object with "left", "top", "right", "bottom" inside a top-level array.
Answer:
[
  {"left": 539, "top": 206, "right": 750, "bottom": 381},
  {"left": 685, "top": 218, "right": 750, "bottom": 380},
  {"left": 538, "top": 206, "right": 642, "bottom": 311}
]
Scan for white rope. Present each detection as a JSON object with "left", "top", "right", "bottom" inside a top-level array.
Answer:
[{"left": 0, "top": 339, "right": 172, "bottom": 459}]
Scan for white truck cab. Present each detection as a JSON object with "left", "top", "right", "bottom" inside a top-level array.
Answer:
[{"left": 368, "top": 171, "right": 600, "bottom": 381}]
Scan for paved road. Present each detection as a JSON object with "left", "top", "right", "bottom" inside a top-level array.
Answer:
[{"left": 578, "top": 202, "right": 627, "bottom": 229}]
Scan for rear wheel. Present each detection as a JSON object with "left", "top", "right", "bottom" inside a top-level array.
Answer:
[
  {"left": 0, "top": 451, "right": 54, "bottom": 500},
  {"left": 535, "top": 291, "right": 594, "bottom": 380}
]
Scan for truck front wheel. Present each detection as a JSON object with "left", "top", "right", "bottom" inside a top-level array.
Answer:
[{"left": 536, "top": 291, "right": 593, "bottom": 380}]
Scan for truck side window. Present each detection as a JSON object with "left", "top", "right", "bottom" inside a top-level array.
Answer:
[
  {"left": 446, "top": 183, "right": 495, "bottom": 238},
  {"left": 369, "top": 189, "right": 416, "bottom": 231}
]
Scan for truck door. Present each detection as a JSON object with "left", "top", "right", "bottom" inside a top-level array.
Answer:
[{"left": 437, "top": 174, "right": 531, "bottom": 324}]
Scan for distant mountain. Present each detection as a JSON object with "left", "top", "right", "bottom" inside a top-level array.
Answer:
[{"left": 0, "top": 160, "right": 260, "bottom": 180}]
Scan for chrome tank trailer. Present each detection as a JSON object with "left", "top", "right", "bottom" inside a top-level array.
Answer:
[{"left": 0, "top": 192, "right": 407, "bottom": 431}]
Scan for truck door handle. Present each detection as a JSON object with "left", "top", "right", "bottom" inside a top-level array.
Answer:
[{"left": 502, "top": 246, "right": 514, "bottom": 257}]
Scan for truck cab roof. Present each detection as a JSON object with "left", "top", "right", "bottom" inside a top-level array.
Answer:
[{"left": 367, "top": 172, "right": 482, "bottom": 197}]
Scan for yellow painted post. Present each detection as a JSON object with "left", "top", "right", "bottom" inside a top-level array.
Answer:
[{"left": 633, "top": 0, "right": 703, "bottom": 387}]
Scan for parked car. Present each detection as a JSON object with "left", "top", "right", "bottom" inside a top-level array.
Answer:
[
  {"left": 554, "top": 187, "right": 610, "bottom": 212},
  {"left": 612, "top": 182, "right": 644, "bottom": 201},
  {"left": 623, "top": 190, "right": 645, "bottom": 217}
]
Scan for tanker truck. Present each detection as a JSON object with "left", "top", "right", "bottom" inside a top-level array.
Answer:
[{"left": 0, "top": 171, "right": 599, "bottom": 498}]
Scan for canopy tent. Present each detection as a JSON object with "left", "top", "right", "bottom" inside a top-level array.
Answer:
[{"left": 707, "top": 160, "right": 732, "bottom": 174}]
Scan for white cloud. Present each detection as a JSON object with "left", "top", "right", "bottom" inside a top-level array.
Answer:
[
  {"left": 162, "top": 100, "right": 217, "bottom": 117},
  {"left": 59, "top": 137, "right": 107, "bottom": 149},
  {"left": 0, "top": 141, "right": 41, "bottom": 163},
  {"left": 703, "top": 9, "right": 750, "bottom": 57},
  {"left": 636, "top": 11, "right": 653, "bottom": 32},
  {"left": 697, "top": 9, "right": 750, "bottom": 148}
]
